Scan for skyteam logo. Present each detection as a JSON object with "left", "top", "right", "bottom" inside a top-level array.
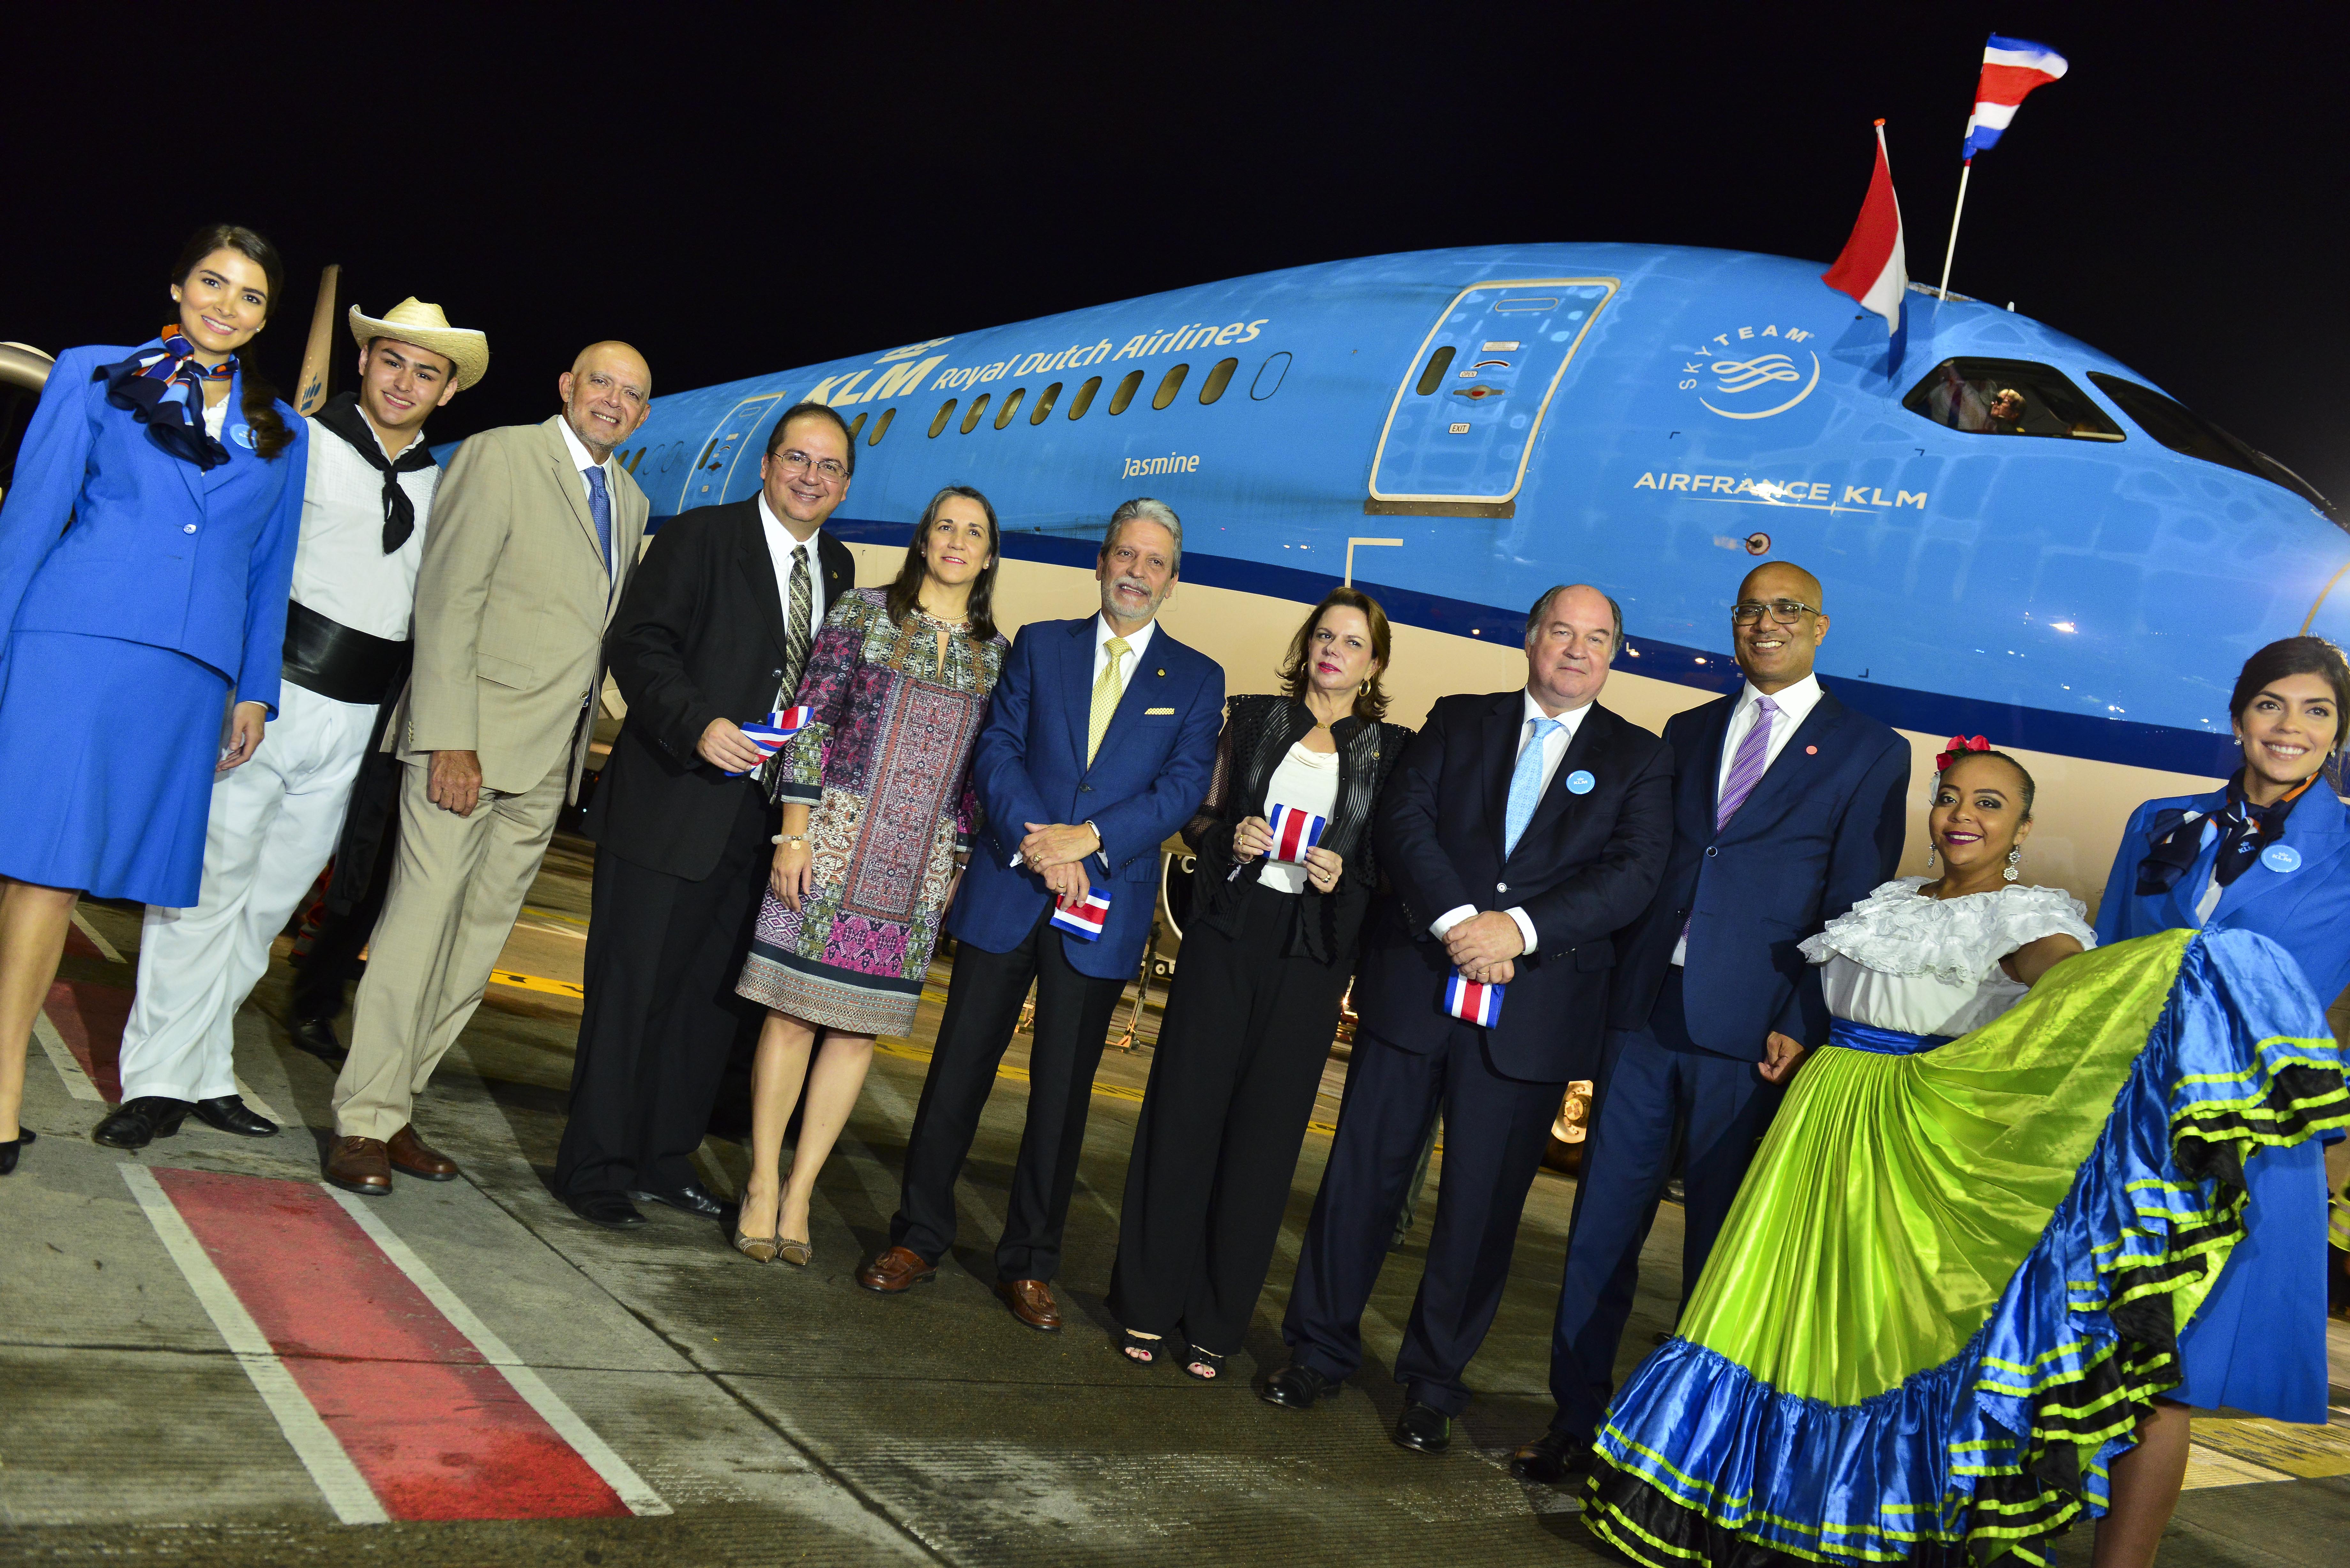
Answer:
[{"left": 1678, "top": 324, "right": 1821, "bottom": 421}]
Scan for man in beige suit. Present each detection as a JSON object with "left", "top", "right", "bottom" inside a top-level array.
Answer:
[{"left": 327, "top": 342, "right": 653, "bottom": 1195}]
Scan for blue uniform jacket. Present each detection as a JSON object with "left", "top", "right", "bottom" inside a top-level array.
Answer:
[
  {"left": 0, "top": 342, "right": 306, "bottom": 715},
  {"left": 946, "top": 614, "right": 1223, "bottom": 980}
]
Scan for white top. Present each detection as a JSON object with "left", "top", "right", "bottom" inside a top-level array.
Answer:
[
  {"left": 1092, "top": 611, "right": 1158, "bottom": 687},
  {"left": 1430, "top": 688, "right": 1594, "bottom": 954},
  {"left": 1257, "top": 740, "right": 1342, "bottom": 894},
  {"left": 202, "top": 395, "right": 228, "bottom": 441},
  {"left": 292, "top": 414, "right": 438, "bottom": 644},
  {"left": 1673, "top": 672, "right": 1826, "bottom": 967},
  {"left": 1799, "top": 877, "right": 2097, "bottom": 1038},
  {"left": 756, "top": 493, "right": 828, "bottom": 648}
]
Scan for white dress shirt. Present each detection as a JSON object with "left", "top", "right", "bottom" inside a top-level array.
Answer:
[
  {"left": 1092, "top": 611, "right": 1158, "bottom": 685},
  {"left": 757, "top": 493, "right": 828, "bottom": 642},
  {"left": 1432, "top": 689, "right": 1593, "bottom": 954},
  {"left": 555, "top": 415, "right": 615, "bottom": 527},
  {"left": 1672, "top": 671, "right": 1826, "bottom": 965},
  {"left": 291, "top": 414, "right": 437, "bottom": 644}
]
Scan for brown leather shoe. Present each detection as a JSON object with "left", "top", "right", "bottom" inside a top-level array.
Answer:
[
  {"left": 386, "top": 1125, "right": 458, "bottom": 1181},
  {"left": 856, "top": 1245, "right": 937, "bottom": 1293},
  {"left": 995, "top": 1278, "right": 1061, "bottom": 1331},
  {"left": 326, "top": 1136, "right": 392, "bottom": 1196}
]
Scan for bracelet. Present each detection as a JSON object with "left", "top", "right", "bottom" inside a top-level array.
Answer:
[{"left": 771, "top": 833, "right": 808, "bottom": 846}]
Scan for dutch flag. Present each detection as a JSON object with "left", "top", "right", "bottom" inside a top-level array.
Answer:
[
  {"left": 1964, "top": 36, "right": 2068, "bottom": 162},
  {"left": 1266, "top": 803, "right": 1328, "bottom": 863},
  {"left": 1444, "top": 970, "right": 1504, "bottom": 1027},
  {"left": 735, "top": 705, "right": 815, "bottom": 775},
  {"left": 1050, "top": 887, "right": 1113, "bottom": 942}
]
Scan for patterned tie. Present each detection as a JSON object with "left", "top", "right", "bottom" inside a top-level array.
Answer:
[
  {"left": 583, "top": 465, "right": 614, "bottom": 582},
  {"left": 1504, "top": 717, "right": 1564, "bottom": 856},
  {"left": 779, "top": 544, "right": 813, "bottom": 705},
  {"left": 1716, "top": 694, "right": 1780, "bottom": 829},
  {"left": 1087, "top": 636, "right": 1131, "bottom": 765}
]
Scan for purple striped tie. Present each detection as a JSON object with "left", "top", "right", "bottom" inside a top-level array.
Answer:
[{"left": 1716, "top": 695, "right": 1779, "bottom": 829}]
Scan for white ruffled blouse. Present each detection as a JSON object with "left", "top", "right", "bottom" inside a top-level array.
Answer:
[{"left": 1799, "top": 877, "right": 2098, "bottom": 1038}]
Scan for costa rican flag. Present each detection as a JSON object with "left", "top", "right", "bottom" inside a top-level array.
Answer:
[
  {"left": 735, "top": 705, "right": 815, "bottom": 775},
  {"left": 1964, "top": 36, "right": 2068, "bottom": 162},
  {"left": 1266, "top": 803, "right": 1327, "bottom": 863},
  {"left": 1050, "top": 887, "right": 1113, "bottom": 942},
  {"left": 1443, "top": 971, "right": 1504, "bottom": 1027}
]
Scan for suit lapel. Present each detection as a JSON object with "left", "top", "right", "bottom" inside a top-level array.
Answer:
[
  {"left": 2216, "top": 784, "right": 2350, "bottom": 925},
  {"left": 1691, "top": 698, "right": 1734, "bottom": 836},
  {"left": 738, "top": 504, "right": 791, "bottom": 659},
  {"left": 1062, "top": 619, "right": 1097, "bottom": 765},
  {"left": 1510, "top": 705, "right": 1606, "bottom": 859},
  {"left": 1483, "top": 693, "right": 1527, "bottom": 862},
  {"left": 1716, "top": 689, "right": 1846, "bottom": 841},
  {"left": 543, "top": 418, "right": 607, "bottom": 566}
]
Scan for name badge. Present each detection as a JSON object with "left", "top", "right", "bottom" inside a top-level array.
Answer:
[
  {"left": 2261, "top": 842, "right": 2302, "bottom": 874},
  {"left": 1565, "top": 769, "right": 1595, "bottom": 795}
]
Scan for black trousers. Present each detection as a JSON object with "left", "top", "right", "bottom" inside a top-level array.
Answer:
[
  {"left": 890, "top": 907, "right": 1126, "bottom": 1283},
  {"left": 288, "top": 813, "right": 398, "bottom": 1025},
  {"left": 1281, "top": 1023, "right": 1563, "bottom": 1417},
  {"left": 554, "top": 785, "right": 771, "bottom": 1199},
  {"left": 1106, "top": 883, "right": 1351, "bottom": 1353}
]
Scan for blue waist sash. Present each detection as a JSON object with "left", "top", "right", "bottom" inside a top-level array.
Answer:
[{"left": 1827, "top": 1017, "right": 1953, "bottom": 1057}]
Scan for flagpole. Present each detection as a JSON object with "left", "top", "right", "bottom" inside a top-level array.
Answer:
[{"left": 1937, "top": 157, "right": 1973, "bottom": 302}]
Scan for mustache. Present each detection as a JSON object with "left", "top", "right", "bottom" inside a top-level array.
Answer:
[{"left": 1111, "top": 575, "right": 1153, "bottom": 594}]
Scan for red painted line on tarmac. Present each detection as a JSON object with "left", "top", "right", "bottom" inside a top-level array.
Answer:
[
  {"left": 62, "top": 923, "right": 107, "bottom": 961},
  {"left": 155, "top": 1168, "right": 630, "bottom": 1521},
  {"left": 44, "top": 978, "right": 127, "bottom": 1101}
]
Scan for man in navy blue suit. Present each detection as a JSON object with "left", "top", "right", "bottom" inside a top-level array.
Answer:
[
  {"left": 1510, "top": 560, "right": 1910, "bottom": 1482},
  {"left": 859, "top": 500, "right": 1223, "bottom": 1331},
  {"left": 1262, "top": 584, "right": 1674, "bottom": 1455}
]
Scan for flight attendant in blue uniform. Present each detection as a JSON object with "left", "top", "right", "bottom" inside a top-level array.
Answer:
[
  {"left": 2092, "top": 633, "right": 2350, "bottom": 1567},
  {"left": 0, "top": 224, "right": 306, "bottom": 1177}
]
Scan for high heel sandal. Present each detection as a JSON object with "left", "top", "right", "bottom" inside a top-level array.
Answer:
[
  {"left": 1182, "top": 1345, "right": 1227, "bottom": 1382},
  {"left": 0, "top": 1127, "right": 34, "bottom": 1176},
  {"left": 1118, "top": 1327, "right": 1164, "bottom": 1367}
]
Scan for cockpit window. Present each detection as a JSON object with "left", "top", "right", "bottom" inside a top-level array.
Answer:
[
  {"left": 2086, "top": 372, "right": 2332, "bottom": 511},
  {"left": 1902, "top": 357, "right": 2123, "bottom": 441}
]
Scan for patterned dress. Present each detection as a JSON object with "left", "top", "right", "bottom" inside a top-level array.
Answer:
[{"left": 736, "top": 587, "right": 1007, "bottom": 1036}]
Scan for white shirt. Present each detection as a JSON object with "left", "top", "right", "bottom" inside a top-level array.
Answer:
[
  {"left": 1256, "top": 741, "right": 1342, "bottom": 895},
  {"left": 757, "top": 493, "right": 828, "bottom": 646},
  {"left": 1093, "top": 612, "right": 1158, "bottom": 687},
  {"left": 1432, "top": 689, "right": 1594, "bottom": 954},
  {"left": 556, "top": 415, "right": 616, "bottom": 550},
  {"left": 1674, "top": 672, "right": 1826, "bottom": 965},
  {"left": 292, "top": 412, "right": 437, "bottom": 644}
]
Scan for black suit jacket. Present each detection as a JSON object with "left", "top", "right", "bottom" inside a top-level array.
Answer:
[
  {"left": 1353, "top": 692, "right": 1675, "bottom": 1082},
  {"left": 583, "top": 499, "right": 855, "bottom": 880}
]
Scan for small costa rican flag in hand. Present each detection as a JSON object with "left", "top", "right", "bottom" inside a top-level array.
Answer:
[
  {"left": 1266, "top": 803, "right": 1327, "bottom": 863},
  {"left": 1444, "top": 970, "right": 1505, "bottom": 1027},
  {"left": 1050, "top": 887, "right": 1113, "bottom": 942},
  {"left": 734, "top": 706, "right": 815, "bottom": 775}
]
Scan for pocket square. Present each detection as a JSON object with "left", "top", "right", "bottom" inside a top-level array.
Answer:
[{"left": 1145, "top": 706, "right": 1175, "bottom": 715}]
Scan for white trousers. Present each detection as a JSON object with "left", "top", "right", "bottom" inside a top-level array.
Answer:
[{"left": 117, "top": 682, "right": 378, "bottom": 1102}]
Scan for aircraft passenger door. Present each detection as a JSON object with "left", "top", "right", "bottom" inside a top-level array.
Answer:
[
  {"left": 1367, "top": 278, "right": 1616, "bottom": 517},
  {"left": 678, "top": 392, "right": 785, "bottom": 513}
]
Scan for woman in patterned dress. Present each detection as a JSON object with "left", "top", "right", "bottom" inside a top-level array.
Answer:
[{"left": 732, "top": 487, "right": 1007, "bottom": 1263}]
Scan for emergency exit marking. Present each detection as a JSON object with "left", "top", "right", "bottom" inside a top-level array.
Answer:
[
  {"left": 1481, "top": 341, "right": 1521, "bottom": 351},
  {"left": 1449, "top": 423, "right": 1472, "bottom": 434}
]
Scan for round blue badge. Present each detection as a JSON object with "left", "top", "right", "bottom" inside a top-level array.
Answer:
[
  {"left": 229, "top": 424, "right": 255, "bottom": 450},
  {"left": 2261, "top": 842, "right": 2302, "bottom": 874},
  {"left": 1565, "top": 769, "right": 1596, "bottom": 795}
]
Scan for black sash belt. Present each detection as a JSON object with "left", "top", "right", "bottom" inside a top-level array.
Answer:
[{"left": 282, "top": 599, "right": 411, "bottom": 705}]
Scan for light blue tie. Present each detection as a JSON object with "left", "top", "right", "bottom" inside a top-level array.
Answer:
[
  {"left": 583, "top": 465, "right": 613, "bottom": 579},
  {"left": 1504, "top": 717, "right": 1563, "bottom": 856}
]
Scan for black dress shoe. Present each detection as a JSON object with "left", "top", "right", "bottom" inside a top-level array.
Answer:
[
  {"left": 1257, "top": 1362, "right": 1343, "bottom": 1411},
  {"left": 0, "top": 1127, "right": 34, "bottom": 1175},
  {"left": 568, "top": 1192, "right": 648, "bottom": 1230},
  {"left": 626, "top": 1182, "right": 726, "bottom": 1218},
  {"left": 1509, "top": 1428, "right": 1593, "bottom": 1484},
  {"left": 192, "top": 1094, "right": 278, "bottom": 1137},
  {"left": 93, "top": 1097, "right": 192, "bottom": 1150},
  {"left": 1392, "top": 1401, "right": 1453, "bottom": 1454},
  {"left": 287, "top": 1015, "right": 346, "bottom": 1065}
]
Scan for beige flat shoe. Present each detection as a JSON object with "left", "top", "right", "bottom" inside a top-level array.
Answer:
[{"left": 777, "top": 1237, "right": 813, "bottom": 1267}]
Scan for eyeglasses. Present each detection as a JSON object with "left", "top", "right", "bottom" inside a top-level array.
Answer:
[
  {"left": 773, "top": 449, "right": 848, "bottom": 485},
  {"left": 1731, "top": 599, "right": 1818, "bottom": 626}
]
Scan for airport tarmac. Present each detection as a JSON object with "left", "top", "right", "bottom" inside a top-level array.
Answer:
[{"left": 4, "top": 836, "right": 2347, "bottom": 1566}]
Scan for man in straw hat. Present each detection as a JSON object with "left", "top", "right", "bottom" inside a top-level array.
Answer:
[{"left": 98, "top": 299, "right": 486, "bottom": 1152}]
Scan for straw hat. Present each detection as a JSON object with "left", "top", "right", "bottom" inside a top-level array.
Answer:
[{"left": 347, "top": 298, "right": 489, "bottom": 390}]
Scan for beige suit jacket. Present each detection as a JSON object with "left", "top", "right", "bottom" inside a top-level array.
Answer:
[{"left": 395, "top": 416, "right": 648, "bottom": 797}]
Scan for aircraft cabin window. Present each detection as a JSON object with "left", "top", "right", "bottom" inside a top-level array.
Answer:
[
  {"left": 1108, "top": 370, "right": 1144, "bottom": 415},
  {"left": 1414, "top": 345, "right": 1458, "bottom": 396},
  {"left": 1067, "top": 375, "right": 1102, "bottom": 420},
  {"left": 929, "top": 398, "right": 957, "bottom": 437},
  {"left": 845, "top": 411, "right": 869, "bottom": 440},
  {"left": 866, "top": 406, "right": 895, "bottom": 446},
  {"left": 1030, "top": 381, "right": 1062, "bottom": 424},
  {"left": 2085, "top": 372, "right": 2331, "bottom": 510},
  {"left": 994, "top": 388, "right": 1026, "bottom": 429},
  {"left": 961, "top": 394, "right": 991, "bottom": 433},
  {"left": 1152, "top": 364, "right": 1189, "bottom": 410},
  {"left": 1198, "top": 358, "right": 1239, "bottom": 404},
  {"left": 1902, "top": 357, "right": 2123, "bottom": 442},
  {"left": 1250, "top": 351, "right": 1291, "bottom": 401}
]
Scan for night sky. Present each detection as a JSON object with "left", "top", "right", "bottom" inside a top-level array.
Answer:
[{"left": 11, "top": 6, "right": 2342, "bottom": 503}]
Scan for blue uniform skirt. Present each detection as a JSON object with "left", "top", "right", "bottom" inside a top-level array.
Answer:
[{"left": 0, "top": 630, "right": 230, "bottom": 907}]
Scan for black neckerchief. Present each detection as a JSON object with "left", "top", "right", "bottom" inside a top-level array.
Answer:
[
  {"left": 314, "top": 392, "right": 437, "bottom": 552},
  {"left": 2137, "top": 771, "right": 2314, "bottom": 896}
]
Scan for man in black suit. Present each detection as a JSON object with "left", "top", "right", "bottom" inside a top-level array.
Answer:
[
  {"left": 552, "top": 403, "right": 857, "bottom": 1229},
  {"left": 1263, "top": 583, "right": 1674, "bottom": 1455}
]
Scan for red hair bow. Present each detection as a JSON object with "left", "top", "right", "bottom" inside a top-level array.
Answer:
[{"left": 1936, "top": 735, "right": 1991, "bottom": 771}]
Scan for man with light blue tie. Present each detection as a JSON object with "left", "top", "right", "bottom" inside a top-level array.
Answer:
[
  {"left": 1508, "top": 560, "right": 1909, "bottom": 1483},
  {"left": 1263, "top": 584, "right": 1674, "bottom": 1456},
  {"left": 328, "top": 344, "right": 653, "bottom": 1196}
]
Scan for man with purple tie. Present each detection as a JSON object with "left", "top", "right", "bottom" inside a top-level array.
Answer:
[{"left": 1509, "top": 561, "right": 1910, "bottom": 1483}]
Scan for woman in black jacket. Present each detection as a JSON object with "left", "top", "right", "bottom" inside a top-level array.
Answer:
[{"left": 1106, "top": 586, "right": 1410, "bottom": 1378}]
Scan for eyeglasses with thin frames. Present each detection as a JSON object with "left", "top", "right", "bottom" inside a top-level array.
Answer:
[
  {"left": 1730, "top": 599, "right": 1818, "bottom": 626},
  {"left": 772, "top": 449, "right": 848, "bottom": 485}
]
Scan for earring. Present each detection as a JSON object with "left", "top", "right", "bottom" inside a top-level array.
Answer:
[
  {"left": 1926, "top": 842, "right": 1936, "bottom": 869},
  {"left": 2003, "top": 847, "right": 2021, "bottom": 883}
]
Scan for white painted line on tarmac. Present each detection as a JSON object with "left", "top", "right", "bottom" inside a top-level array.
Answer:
[
  {"left": 70, "top": 907, "right": 124, "bottom": 963},
  {"left": 323, "top": 1186, "right": 671, "bottom": 1517},
  {"left": 33, "top": 1009, "right": 102, "bottom": 1101},
  {"left": 2180, "top": 1442, "right": 2295, "bottom": 1489},
  {"left": 120, "top": 1165, "right": 390, "bottom": 1525}
]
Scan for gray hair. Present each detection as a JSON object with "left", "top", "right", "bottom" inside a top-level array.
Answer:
[
  {"left": 1526, "top": 583, "right": 1625, "bottom": 654},
  {"left": 1104, "top": 497, "right": 1182, "bottom": 574}
]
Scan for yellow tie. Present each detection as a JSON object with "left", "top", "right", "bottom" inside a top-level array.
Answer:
[{"left": 1088, "top": 636, "right": 1131, "bottom": 765}]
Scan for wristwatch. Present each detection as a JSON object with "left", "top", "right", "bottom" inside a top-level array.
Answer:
[
  {"left": 771, "top": 833, "right": 809, "bottom": 846},
  {"left": 1085, "top": 819, "right": 1108, "bottom": 871}
]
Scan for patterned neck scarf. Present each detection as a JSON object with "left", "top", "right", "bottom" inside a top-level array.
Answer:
[
  {"left": 95, "top": 326, "right": 237, "bottom": 470},
  {"left": 2136, "top": 770, "right": 2316, "bottom": 895}
]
